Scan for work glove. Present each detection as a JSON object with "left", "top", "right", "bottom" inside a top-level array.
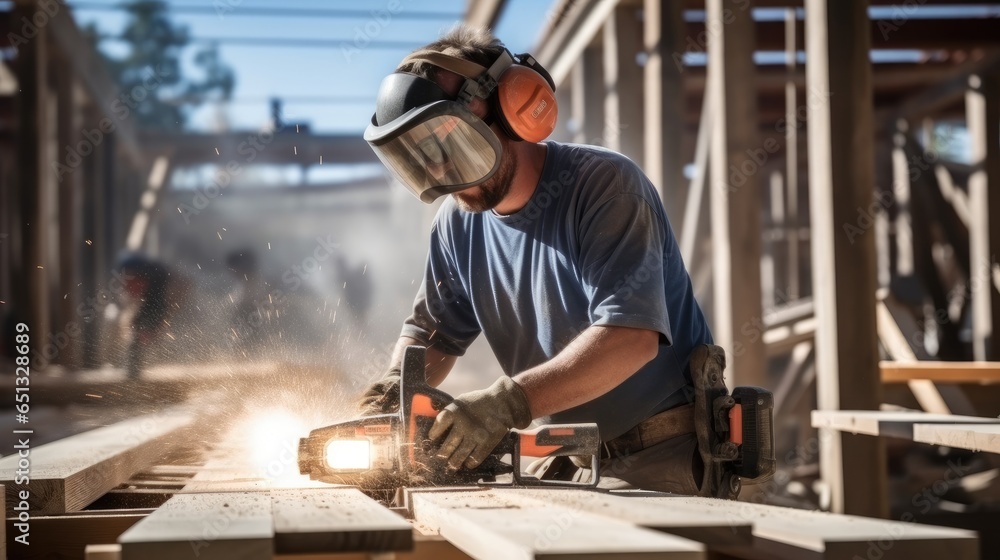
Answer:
[
  {"left": 428, "top": 376, "right": 532, "bottom": 470},
  {"left": 357, "top": 367, "right": 401, "bottom": 416}
]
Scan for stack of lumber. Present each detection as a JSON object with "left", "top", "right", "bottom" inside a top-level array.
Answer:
[{"left": 0, "top": 412, "right": 982, "bottom": 560}]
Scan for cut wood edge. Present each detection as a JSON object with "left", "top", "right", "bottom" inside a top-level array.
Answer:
[
  {"left": 270, "top": 488, "right": 413, "bottom": 554},
  {"left": 0, "top": 411, "right": 196, "bottom": 516}
]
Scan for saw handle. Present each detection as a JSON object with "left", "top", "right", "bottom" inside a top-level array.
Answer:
[{"left": 511, "top": 423, "right": 600, "bottom": 488}]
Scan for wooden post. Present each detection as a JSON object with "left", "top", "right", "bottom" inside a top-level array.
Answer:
[
  {"left": 805, "top": 0, "right": 888, "bottom": 517},
  {"left": 572, "top": 44, "right": 605, "bottom": 145},
  {"left": 12, "top": 1, "right": 51, "bottom": 345},
  {"left": 603, "top": 4, "right": 644, "bottom": 165},
  {"left": 706, "top": 0, "right": 766, "bottom": 387},
  {"left": 643, "top": 0, "right": 686, "bottom": 225},
  {"left": 55, "top": 54, "right": 82, "bottom": 368},
  {"left": 966, "top": 74, "right": 1000, "bottom": 361},
  {"left": 784, "top": 8, "right": 801, "bottom": 300}
]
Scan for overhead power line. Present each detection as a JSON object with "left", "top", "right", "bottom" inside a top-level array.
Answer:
[
  {"left": 67, "top": 2, "right": 464, "bottom": 20},
  {"left": 99, "top": 34, "right": 424, "bottom": 50}
]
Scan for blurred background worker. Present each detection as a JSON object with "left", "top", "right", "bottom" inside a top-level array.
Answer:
[
  {"left": 359, "top": 26, "right": 715, "bottom": 495},
  {"left": 117, "top": 253, "right": 181, "bottom": 379}
]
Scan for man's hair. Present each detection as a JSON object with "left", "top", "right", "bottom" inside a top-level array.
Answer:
[{"left": 397, "top": 24, "right": 505, "bottom": 80}]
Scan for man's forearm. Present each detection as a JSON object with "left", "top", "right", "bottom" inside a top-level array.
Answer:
[
  {"left": 390, "top": 335, "right": 457, "bottom": 387},
  {"left": 512, "top": 325, "right": 659, "bottom": 419}
]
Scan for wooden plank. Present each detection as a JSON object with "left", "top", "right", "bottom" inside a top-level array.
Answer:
[
  {"left": 504, "top": 489, "right": 751, "bottom": 547},
  {"left": 913, "top": 423, "right": 1000, "bottom": 454},
  {"left": 0, "top": 411, "right": 194, "bottom": 515},
  {"left": 118, "top": 493, "right": 272, "bottom": 560},
  {"left": 805, "top": 0, "right": 886, "bottom": 517},
  {"left": 707, "top": 0, "right": 766, "bottom": 387},
  {"left": 410, "top": 489, "right": 704, "bottom": 559},
  {"left": 271, "top": 488, "right": 412, "bottom": 554},
  {"left": 8, "top": 511, "right": 146, "bottom": 560},
  {"left": 811, "top": 410, "right": 1000, "bottom": 439},
  {"left": 649, "top": 495, "right": 978, "bottom": 560},
  {"left": 881, "top": 361, "right": 1000, "bottom": 384}
]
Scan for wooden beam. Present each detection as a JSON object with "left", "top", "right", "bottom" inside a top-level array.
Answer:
[
  {"left": 270, "top": 488, "right": 412, "bottom": 555},
  {"left": 811, "top": 409, "right": 1000, "bottom": 439},
  {"left": 0, "top": 411, "right": 194, "bottom": 515},
  {"left": 805, "top": 0, "right": 887, "bottom": 517},
  {"left": 571, "top": 45, "right": 605, "bottom": 145},
  {"left": 410, "top": 489, "right": 704, "bottom": 559},
  {"left": 464, "top": 0, "right": 507, "bottom": 29},
  {"left": 43, "top": 1, "right": 144, "bottom": 167},
  {"left": 913, "top": 423, "right": 1000, "bottom": 453},
  {"left": 892, "top": 51, "right": 1000, "bottom": 122},
  {"left": 118, "top": 493, "right": 272, "bottom": 560},
  {"left": 707, "top": 0, "right": 765, "bottom": 387},
  {"left": 535, "top": 0, "right": 620, "bottom": 87},
  {"left": 875, "top": 299, "right": 952, "bottom": 414},
  {"left": 881, "top": 361, "right": 1000, "bottom": 384},
  {"left": 603, "top": 3, "right": 645, "bottom": 165},
  {"left": 12, "top": 0, "right": 51, "bottom": 347},
  {"left": 684, "top": 17, "right": 1000, "bottom": 52},
  {"left": 137, "top": 132, "right": 377, "bottom": 166},
  {"left": 54, "top": 53, "right": 83, "bottom": 368},
  {"left": 643, "top": 0, "right": 686, "bottom": 225}
]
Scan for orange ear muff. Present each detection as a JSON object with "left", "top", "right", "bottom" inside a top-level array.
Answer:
[{"left": 496, "top": 65, "right": 557, "bottom": 143}]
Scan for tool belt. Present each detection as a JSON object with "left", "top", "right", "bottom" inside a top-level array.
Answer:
[{"left": 601, "top": 403, "right": 695, "bottom": 459}]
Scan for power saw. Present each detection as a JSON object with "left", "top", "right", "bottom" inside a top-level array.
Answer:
[{"left": 298, "top": 345, "right": 601, "bottom": 490}]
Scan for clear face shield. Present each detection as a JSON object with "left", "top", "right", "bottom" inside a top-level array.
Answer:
[{"left": 365, "top": 100, "right": 502, "bottom": 203}]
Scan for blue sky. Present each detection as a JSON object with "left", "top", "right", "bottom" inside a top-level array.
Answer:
[{"left": 69, "top": 0, "right": 555, "bottom": 133}]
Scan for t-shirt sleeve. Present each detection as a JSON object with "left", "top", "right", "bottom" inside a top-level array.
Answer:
[
  {"left": 578, "top": 190, "right": 673, "bottom": 345},
  {"left": 400, "top": 224, "right": 481, "bottom": 356}
]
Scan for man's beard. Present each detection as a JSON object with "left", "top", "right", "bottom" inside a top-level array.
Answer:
[{"left": 453, "top": 140, "right": 517, "bottom": 213}]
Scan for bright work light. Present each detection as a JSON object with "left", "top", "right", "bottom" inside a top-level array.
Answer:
[{"left": 325, "top": 439, "right": 371, "bottom": 470}]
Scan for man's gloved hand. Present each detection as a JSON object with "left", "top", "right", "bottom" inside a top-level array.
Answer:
[
  {"left": 357, "top": 367, "right": 401, "bottom": 416},
  {"left": 428, "top": 376, "right": 532, "bottom": 470}
]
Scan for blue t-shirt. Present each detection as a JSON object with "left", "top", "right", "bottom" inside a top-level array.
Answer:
[{"left": 401, "top": 141, "right": 713, "bottom": 440}]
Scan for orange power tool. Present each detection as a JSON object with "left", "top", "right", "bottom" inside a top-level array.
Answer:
[{"left": 298, "top": 345, "right": 601, "bottom": 490}]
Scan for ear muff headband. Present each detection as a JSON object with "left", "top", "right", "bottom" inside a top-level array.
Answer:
[{"left": 402, "top": 49, "right": 558, "bottom": 143}]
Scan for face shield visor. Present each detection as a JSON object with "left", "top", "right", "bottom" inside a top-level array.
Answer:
[{"left": 365, "top": 70, "right": 503, "bottom": 203}]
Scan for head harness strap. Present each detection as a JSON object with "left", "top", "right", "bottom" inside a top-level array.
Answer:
[{"left": 401, "top": 49, "right": 516, "bottom": 106}]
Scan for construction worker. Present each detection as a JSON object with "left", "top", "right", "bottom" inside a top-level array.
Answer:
[
  {"left": 117, "top": 253, "right": 172, "bottom": 379},
  {"left": 359, "top": 26, "right": 714, "bottom": 495}
]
